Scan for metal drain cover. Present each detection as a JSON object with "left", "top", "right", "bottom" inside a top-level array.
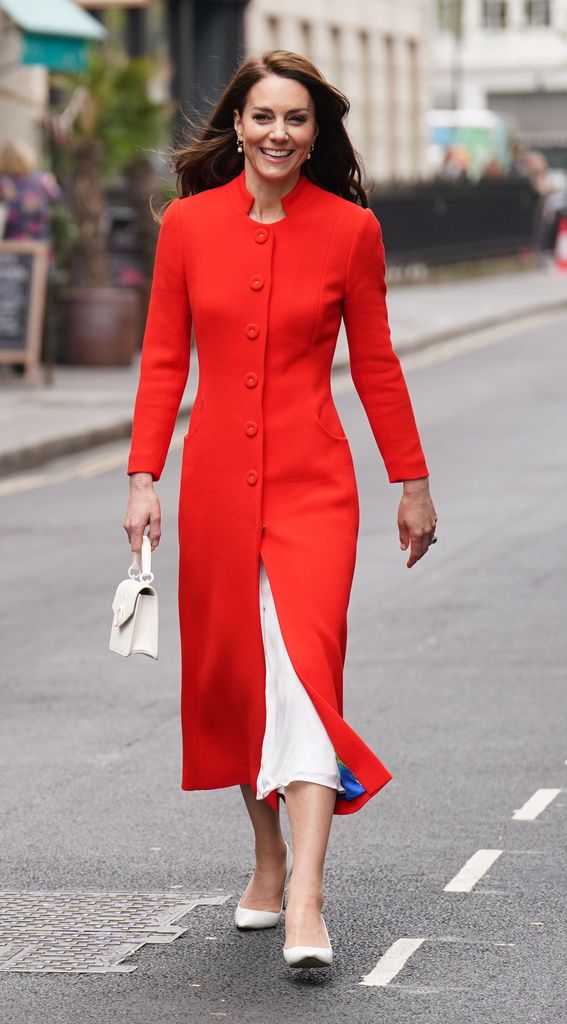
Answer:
[{"left": 0, "top": 891, "right": 230, "bottom": 973}]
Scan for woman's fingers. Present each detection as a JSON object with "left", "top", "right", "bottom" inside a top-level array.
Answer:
[
  {"left": 148, "top": 507, "right": 161, "bottom": 549},
  {"left": 129, "top": 523, "right": 147, "bottom": 554},
  {"left": 123, "top": 493, "right": 160, "bottom": 554},
  {"left": 398, "top": 520, "right": 410, "bottom": 551},
  {"left": 123, "top": 510, "right": 147, "bottom": 553},
  {"left": 407, "top": 532, "right": 425, "bottom": 568},
  {"left": 407, "top": 525, "right": 439, "bottom": 567}
]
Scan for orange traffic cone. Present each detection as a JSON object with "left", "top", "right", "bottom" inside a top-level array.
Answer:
[{"left": 553, "top": 215, "right": 567, "bottom": 273}]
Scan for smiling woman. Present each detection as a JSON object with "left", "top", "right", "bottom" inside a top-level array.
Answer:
[
  {"left": 124, "top": 48, "right": 436, "bottom": 971},
  {"left": 171, "top": 49, "right": 369, "bottom": 206}
]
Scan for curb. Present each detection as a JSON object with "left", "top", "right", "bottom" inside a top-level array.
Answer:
[
  {"left": 1, "top": 298, "right": 566, "bottom": 480},
  {"left": 0, "top": 408, "right": 196, "bottom": 480}
]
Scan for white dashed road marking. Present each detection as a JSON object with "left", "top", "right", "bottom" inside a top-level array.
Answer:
[
  {"left": 360, "top": 937, "right": 425, "bottom": 987},
  {"left": 443, "top": 849, "right": 503, "bottom": 893},
  {"left": 512, "top": 789, "right": 561, "bottom": 821},
  {"left": 398, "top": 309, "right": 566, "bottom": 373}
]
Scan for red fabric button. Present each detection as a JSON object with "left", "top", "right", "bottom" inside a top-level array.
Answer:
[
  {"left": 246, "top": 469, "right": 258, "bottom": 485},
  {"left": 250, "top": 275, "right": 264, "bottom": 290},
  {"left": 254, "top": 228, "right": 268, "bottom": 244},
  {"left": 245, "top": 421, "right": 258, "bottom": 436},
  {"left": 245, "top": 372, "right": 258, "bottom": 388},
  {"left": 246, "top": 323, "right": 259, "bottom": 339}
]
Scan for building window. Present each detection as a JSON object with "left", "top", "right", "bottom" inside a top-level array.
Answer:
[
  {"left": 265, "top": 15, "right": 279, "bottom": 49},
  {"left": 481, "top": 1, "right": 508, "bottom": 27},
  {"left": 525, "top": 0, "right": 551, "bottom": 25},
  {"left": 384, "top": 35, "right": 397, "bottom": 178},
  {"left": 359, "top": 30, "right": 371, "bottom": 160},
  {"left": 436, "top": 0, "right": 463, "bottom": 35},
  {"left": 299, "top": 20, "right": 312, "bottom": 59},
  {"left": 329, "top": 25, "right": 341, "bottom": 87},
  {"left": 408, "top": 38, "right": 421, "bottom": 179}
]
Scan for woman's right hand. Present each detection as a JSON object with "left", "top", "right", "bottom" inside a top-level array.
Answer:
[{"left": 123, "top": 472, "right": 161, "bottom": 553}]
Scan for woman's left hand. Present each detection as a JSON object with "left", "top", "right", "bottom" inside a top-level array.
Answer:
[{"left": 397, "top": 477, "right": 438, "bottom": 569}]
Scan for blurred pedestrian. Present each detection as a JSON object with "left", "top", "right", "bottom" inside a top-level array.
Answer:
[
  {"left": 0, "top": 139, "right": 61, "bottom": 247},
  {"left": 480, "top": 157, "right": 506, "bottom": 180},
  {"left": 124, "top": 49, "right": 436, "bottom": 971},
  {"left": 524, "top": 149, "right": 554, "bottom": 255},
  {"left": 438, "top": 144, "right": 469, "bottom": 182},
  {"left": 509, "top": 142, "right": 532, "bottom": 180}
]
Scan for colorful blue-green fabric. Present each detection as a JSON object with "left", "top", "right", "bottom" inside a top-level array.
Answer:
[{"left": 336, "top": 756, "right": 365, "bottom": 799}]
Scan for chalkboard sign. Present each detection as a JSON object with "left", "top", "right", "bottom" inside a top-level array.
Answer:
[
  {"left": 0, "top": 250, "right": 35, "bottom": 349},
  {"left": 0, "top": 241, "right": 49, "bottom": 382}
]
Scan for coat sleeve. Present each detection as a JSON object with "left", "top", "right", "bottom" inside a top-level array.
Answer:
[
  {"left": 126, "top": 197, "right": 192, "bottom": 481},
  {"left": 342, "top": 208, "right": 429, "bottom": 483}
]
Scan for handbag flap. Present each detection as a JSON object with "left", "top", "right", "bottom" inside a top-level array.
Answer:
[{"left": 112, "top": 578, "right": 157, "bottom": 628}]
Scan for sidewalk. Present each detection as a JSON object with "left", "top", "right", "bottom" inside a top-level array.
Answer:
[{"left": 0, "top": 265, "right": 565, "bottom": 477}]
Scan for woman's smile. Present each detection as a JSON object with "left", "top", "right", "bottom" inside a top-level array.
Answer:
[{"left": 259, "top": 147, "right": 295, "bottom": 163}]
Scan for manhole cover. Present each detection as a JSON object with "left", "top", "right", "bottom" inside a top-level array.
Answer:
[{"left": 0, "top": 891, "right": 230, "bottom": 973}]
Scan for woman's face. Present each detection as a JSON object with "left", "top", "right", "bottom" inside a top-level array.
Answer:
[{"left": 234, "top": 74, "right": 318, "bottom": 186}]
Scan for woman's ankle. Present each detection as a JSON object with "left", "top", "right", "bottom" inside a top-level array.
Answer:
[
  {"left": 254, "top": 836, "right": 288, "bottom": 867},
  {"left": 286, "top": 884, "right": 324, "bottom": 910}
]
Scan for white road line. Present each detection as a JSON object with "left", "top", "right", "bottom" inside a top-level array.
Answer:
[
  {"left": 0, "top": 472, "right": 52, "bottom": 497},
  {"left": 359, "top": 937, "right": 425, "bottom": 987},
  {"left": 512, "top": 789, "right": 562, "bottom": 821},
  {"left": 399, "top": 308, "right": 566, "bottom": 373},
  {"left": 0, "top": 430, "right": 186, "bottom": 497},
  {"left": 443, "top": 849, "right": 503, "bottom": 893},
  {"left": 330, "top": 308, "right": 565, "bottom": 394}
]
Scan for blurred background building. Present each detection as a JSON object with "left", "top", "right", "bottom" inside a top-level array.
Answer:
[{"left": 432, "top": 0, "right": 567, "bottom": 175}]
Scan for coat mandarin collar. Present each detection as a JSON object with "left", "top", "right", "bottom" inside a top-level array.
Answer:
[{"left": 233, "top": 168, "right": 311, "bottom": 217}]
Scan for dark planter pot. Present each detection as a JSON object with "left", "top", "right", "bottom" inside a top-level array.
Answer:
[{"left": 60, "top": 287, "right": 141, "bottom": 365}]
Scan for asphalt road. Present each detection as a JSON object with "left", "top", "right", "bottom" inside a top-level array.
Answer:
[{"left": 1, "top": 309, "right": 566, "bottom": 1023}]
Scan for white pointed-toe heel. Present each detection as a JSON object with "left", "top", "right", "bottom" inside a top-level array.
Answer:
[
  {"left": 283, "top": 914, "right": 333, "bottom": 969},
  {"left": 234, "top": 841, "right": 293, "bottom": 930}
]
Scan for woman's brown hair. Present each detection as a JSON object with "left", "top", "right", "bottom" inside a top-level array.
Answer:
[{"left": 172, "top": 49, "right": 369, "bottom": 207}]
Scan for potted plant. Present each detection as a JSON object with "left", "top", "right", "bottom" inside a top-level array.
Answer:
[{"left": 50, "top": 52, "right": 171, "bottom": 365}]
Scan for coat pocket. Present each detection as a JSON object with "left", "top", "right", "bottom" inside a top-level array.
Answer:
[
  {"left": 185, "top": 392, "right": 206, "bottom": 439},
  {"left": 313, "top": 394, "right": 348, "bottom": 442}
]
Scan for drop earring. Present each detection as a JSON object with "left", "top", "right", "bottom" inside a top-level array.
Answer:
[
  {"left": 307, "top": 143, "right": 315, "bottom": 160},
  {"left": 236, "top": 135, "right": 243, "bottom": 154}
]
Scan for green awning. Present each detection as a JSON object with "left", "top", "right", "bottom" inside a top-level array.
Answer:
[
  {"left": 0, "top": 0, "right": 106, "bottom": 72},
  {"left": 21, "top": 34, "right": 96, "bottom": 72},
  {"left": 0, "top": 0, "right": 105, "bottom": 40}
]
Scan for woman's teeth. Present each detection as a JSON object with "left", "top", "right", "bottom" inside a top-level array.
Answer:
[{"left": 260, "top": 148, "right": 293, "bottom": 159}]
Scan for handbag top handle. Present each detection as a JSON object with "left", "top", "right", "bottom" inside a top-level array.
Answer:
[{"left": 128, "top": 534, "right": 154, "bottom": 584}]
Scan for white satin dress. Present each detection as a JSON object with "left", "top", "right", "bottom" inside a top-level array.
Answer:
[{"left": 255, "top": 556, "right": 346, "bottom": 800}]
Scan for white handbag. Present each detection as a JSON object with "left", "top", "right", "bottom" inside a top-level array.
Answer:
[{"left": 109, "top": 535, "right": 159, "bottom": 659}]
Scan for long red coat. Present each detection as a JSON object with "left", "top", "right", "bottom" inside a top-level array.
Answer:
[{"left": 127, "top": 169, "right": 429, "bottom": 815}]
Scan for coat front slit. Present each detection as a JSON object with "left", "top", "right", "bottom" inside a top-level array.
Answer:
[
  {"left": 256, "top": 554, "right": 345, "bottom": 801},
  {"left": 127, "top": 169, "right": 429, "bottom": 816}
]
